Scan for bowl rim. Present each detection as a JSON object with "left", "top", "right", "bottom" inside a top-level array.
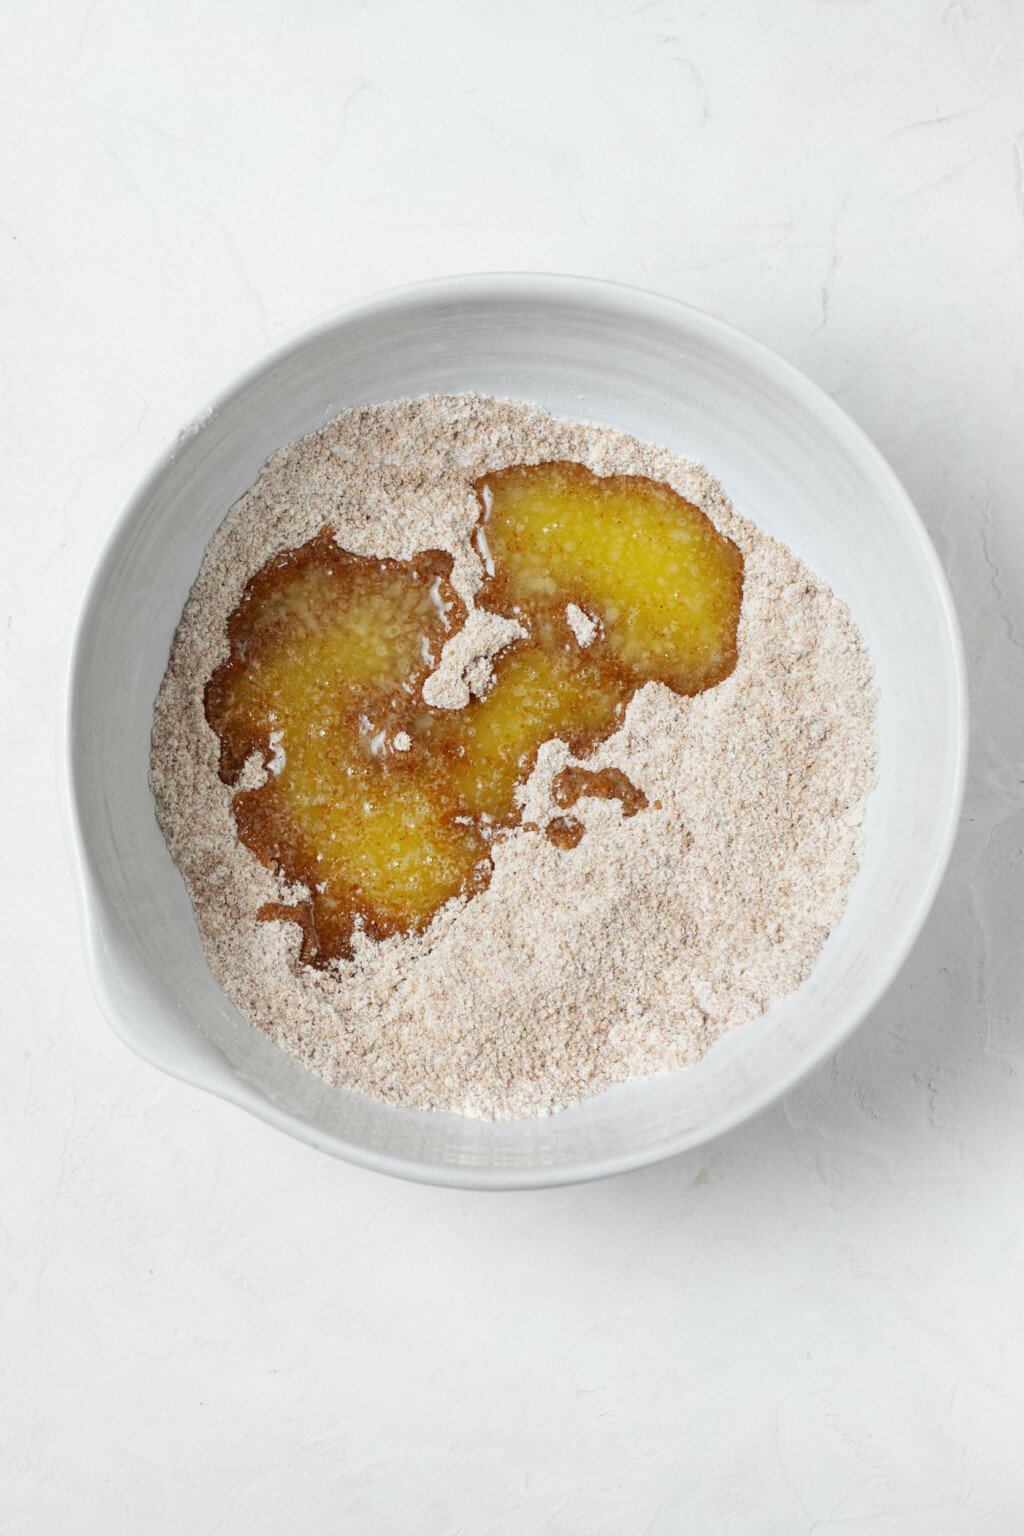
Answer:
[{"left": 59, "top": 271, "right": 969, "bottom": 1189}]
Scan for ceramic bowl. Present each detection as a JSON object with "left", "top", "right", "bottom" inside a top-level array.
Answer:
[{"left": 62, "top": 274, "right": 966, "bottom": 1188}]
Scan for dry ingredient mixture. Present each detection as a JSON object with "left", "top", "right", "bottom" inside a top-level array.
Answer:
[{"left": 151, "top": 394, "right": 877, "bottom": 1119}]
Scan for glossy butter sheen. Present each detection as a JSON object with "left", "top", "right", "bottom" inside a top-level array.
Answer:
[{"left": 204, "top": 460, "right": 744, "bottom": 964}]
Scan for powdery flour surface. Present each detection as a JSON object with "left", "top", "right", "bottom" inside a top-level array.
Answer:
[{"left": 151, "top": 395, "right": 877, "bottom": 1119}]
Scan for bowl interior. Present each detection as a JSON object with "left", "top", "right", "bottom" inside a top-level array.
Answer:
[{"left": 65, "top": 277, "right": 964, "bottom": 1187}]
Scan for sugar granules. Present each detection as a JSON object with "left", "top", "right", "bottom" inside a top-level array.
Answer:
[{"left": 150, "top": 395, "right": 877, "bottom": 1119}]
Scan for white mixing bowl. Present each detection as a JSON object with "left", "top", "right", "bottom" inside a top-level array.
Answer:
[{"left": 62, "top": 274, "right": 966, "bottom": 1188}]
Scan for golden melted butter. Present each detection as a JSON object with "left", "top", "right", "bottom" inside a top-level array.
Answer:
[
  {"left": 551, "top": 764, "right": 650, "bottom": 820},
  {"left": 477, "top": 461, "right": 743, "bottom": 694},
  {"left": 205, "top": 462, "right": 744, "bottom": 966},
  {"left": 545, "top": 815, "right": 586, "bottom": 851}
]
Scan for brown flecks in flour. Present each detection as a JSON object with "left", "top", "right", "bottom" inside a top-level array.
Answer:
[{"left": 150, "top": 394, "right": 877, "bottom": 1120}]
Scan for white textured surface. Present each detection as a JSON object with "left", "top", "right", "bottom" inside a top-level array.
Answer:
[{"left": 2, "top": 1, "right": 1022, "bottom": 1529}]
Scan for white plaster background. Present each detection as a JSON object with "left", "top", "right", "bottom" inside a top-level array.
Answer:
[{"left": 2, "top": 1, "right": 1023, "bottom": 1531}]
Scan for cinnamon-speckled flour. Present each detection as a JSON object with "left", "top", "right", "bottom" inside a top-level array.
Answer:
[{"left": 150, "top": 395, "right": 877, "bottom": 1119}]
